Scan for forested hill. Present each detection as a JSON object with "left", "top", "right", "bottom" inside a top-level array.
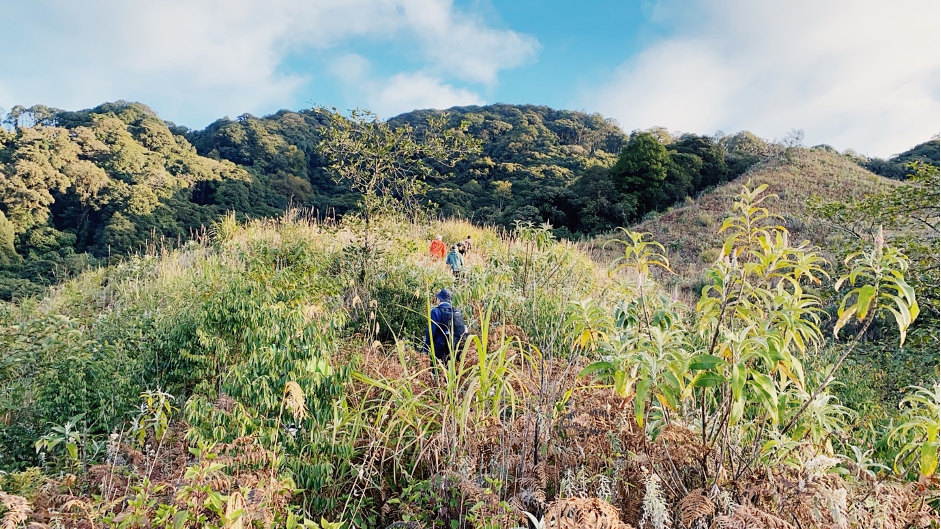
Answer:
[
  {"left": 0, "top": 103, "right": 290, "bottom": 299},
  {"left": 185, "top": 103, "right": 637, "bottom": 230},
  {"left": 0, "top": 101, "right": 936, "bottom": 299},
  {"left": 180, "top": 103, "right": 772, "bottom": 235},
  {"left": 387, "top": 105, "right": 765, "bottom": 235},
  {"left": 863, "top": 136, "right": 939, "bottom": 179}
]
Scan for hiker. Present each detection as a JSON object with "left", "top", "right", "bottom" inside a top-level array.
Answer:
[
  {"left": 429, "top": 234, "right": 446, "bottom": 259},
  {"left": 462, "top": 235, "right": 472, "bottom": 254},
  {"left": 423, "top": 288, "right": 466, "bottom": 373},
  {"left": 446, "top": 244, "right": 464, "bottom": 276}
]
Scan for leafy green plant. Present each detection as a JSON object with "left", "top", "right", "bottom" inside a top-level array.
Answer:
[
  {"left": 116, "top": 478, "right": 166, "bottom": 528},
  {"left": 318, "top": 107, "right": 479, "bottom": 283},
  {"left": 780, "top": 228, "right": 920, "bottom": 436},
  {"left": 577, "top": 183, "right": 924, "bottom": 492},
  {"left": 579, "top": 230, "right": 683, "bottom": 427},
  {"left": 34, "top": 414, "right": 85, "bottom": 471},
  {"left": 131, "top": 390, "right": 176, "bottom": 447},
  {"left": 565, "top": 298, "right": 611, "bottom": 354},
  {"left": 833, "top": 228, "right": 919, "bottom": 345},
  {"left": 889, "top": 383, "right": 940, "bottom": 480}
]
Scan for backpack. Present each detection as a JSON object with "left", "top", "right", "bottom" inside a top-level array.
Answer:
[{"left": 431, "top": 305, "right": 466, "bottom": 359}]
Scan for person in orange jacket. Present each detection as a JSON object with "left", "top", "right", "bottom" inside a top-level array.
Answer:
[{"left": 429, "top": 235, "right": 446, "bottom": 259}]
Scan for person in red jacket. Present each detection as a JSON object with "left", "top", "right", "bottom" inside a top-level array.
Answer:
[{"left": 429, "top": 235, "right": 446, "bottom": 259}]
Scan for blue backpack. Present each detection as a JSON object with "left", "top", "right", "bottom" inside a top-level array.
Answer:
[{"left": 431, "top": 305, "right": 466, "bottom": 359}]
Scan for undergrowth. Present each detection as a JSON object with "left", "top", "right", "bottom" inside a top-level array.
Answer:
[{"left": 0, "top": 185, "right": 936, "bottom": 528}]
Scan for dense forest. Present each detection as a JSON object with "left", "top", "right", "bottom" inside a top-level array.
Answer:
[
  {"left": 5, "top": 100, "right": 934, "bottom": 300},
  {"left": 0, "top": 100, "right": 938, "bottom": 528},
  {"left": 862, "top": 138, "right": 940, "bottom": 179},
  {"left": 0, "top": 101, "right": 935, "bottom": 301}
]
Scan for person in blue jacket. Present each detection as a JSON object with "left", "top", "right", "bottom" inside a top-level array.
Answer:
[
  {"left": 423, "top": 288, "right": 466, "bottom": 373},
  {"left": 445, "top": 244, "right": 464, "bottom": 276}
]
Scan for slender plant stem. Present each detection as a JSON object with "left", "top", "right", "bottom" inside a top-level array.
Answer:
[{"left": 781, "top": 309, "right": 876, "bottom": 436}]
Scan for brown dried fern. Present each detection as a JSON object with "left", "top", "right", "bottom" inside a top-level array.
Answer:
[
  {"left": 677, "top": 488, "right": 714, "bottom": 528},
  {"left": 714, "top": 504, "right": 795, "bottom": 529},
  {"left": 0, "top": 492, "right": 30, "bottom": 529},
  {"left": 544, "top": 497, "right": 633, "bottom": 529}
]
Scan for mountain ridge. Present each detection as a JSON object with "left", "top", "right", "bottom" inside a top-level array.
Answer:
[{"left": 0, "top": 101, "right": 935, "bottom": 301}]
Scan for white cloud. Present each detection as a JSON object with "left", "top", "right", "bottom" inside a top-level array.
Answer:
[
  {"left": 326, "top": 55, "right": 484, "bottom": 117},
  {"left": 328, "top": 54, "right": 373, "bottom": 86},
  {"left": 583, "top": 0, "right": 940, "bottom": 157},
  {"left": 367, "top": 72, "right": 485, "bottom": 117},
  {"left": 0, "top": 0, "right": 535, "bottom": 127},
  {"left": 399, "top": 0, "right": 539, "bottom": 84}
]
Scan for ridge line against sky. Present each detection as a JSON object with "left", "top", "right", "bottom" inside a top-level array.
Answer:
[{"left": 0, "top": 0, "right": 937, "bottom": 157}]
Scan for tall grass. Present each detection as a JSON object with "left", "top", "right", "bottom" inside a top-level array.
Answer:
[{"left": 1, "top": 195, "right": 935, "bottom": 528}]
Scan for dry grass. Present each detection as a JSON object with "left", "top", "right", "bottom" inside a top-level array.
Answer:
[
  {"left": 5, "top": 175, "right": 936, "bottom": 528},
  {"left": 588, "top": 149, "right": 898, "bottom": 302},
  {"left": 351, "top": 338, "right": 939, "bottom": 528},
  {"left": 25, "top": 427, "right": 293, "bottom": 528}
]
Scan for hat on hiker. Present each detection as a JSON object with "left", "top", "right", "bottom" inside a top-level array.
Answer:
[{"left": 436, "top": 288, "right": 452, "bottom": 303}]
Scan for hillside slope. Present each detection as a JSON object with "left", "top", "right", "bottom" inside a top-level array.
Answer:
[
  {"left": 1, "top": 191, "right": 937, "bottom": 528},
  {"left": 625, "top": 148, "right": 900, "bottom": 295},
  {"left": 0, "top": 102, "right": 290, "bottom": 299},
  {"left": 1, "top": 101, "right": 755, "bottom": 299}
]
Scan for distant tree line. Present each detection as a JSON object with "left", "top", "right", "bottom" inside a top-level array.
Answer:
[
  {"left": 0, "top": 102, "right": 283, "bottom": 299},
  {"left": 862, "top": 137, "right": 939, "bottom": 180},
  {"left": 0, "top": 101, "right": 936, "bottom": 299}
]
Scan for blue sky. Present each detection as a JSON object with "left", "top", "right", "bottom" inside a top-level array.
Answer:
[{"left": 0, "top": 0, "right": 937, "bottom": 157}]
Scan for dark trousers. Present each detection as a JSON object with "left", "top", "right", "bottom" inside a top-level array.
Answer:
[{"left": 431, "top": 343, "right": 459, "bottom": 377}]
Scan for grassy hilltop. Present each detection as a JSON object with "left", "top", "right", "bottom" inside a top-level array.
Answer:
[
  {"left": 0, "top": 101, "right": 783, "bottom": 299},
  {"left": 626, "top": 149, "right": 900, "bottom": 294}
]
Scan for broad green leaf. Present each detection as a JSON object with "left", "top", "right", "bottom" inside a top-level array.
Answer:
[
  {"left": 834, "top": 275, "right": 847, "bottom": 291},
  {"left": 659, "top": 384, "right": 679, "bottom": 410},
  {"left": 173, "top": 510, "right": 189, "bottom": 529},
  {"left": 689, "top": 354, "right": 728, "bottom": 371},
  {"left": 748, "top": 370, "right": 779, "bottom": 422},
  {"left": 776, "top": 361, "right": 803, "bottom": 390},
  {"left": 920, "top": 443, "right": 939, "bottom": 478},
  {"left": 578, "top": 361, "right": 613, "bottom": 379},
  {"left": 833, "top": 306, "right": 856, "bottom": 338},
  {"left": 898, "top": 277, "right": 916, "bottom": 304},
  {"left": 634, "top": 379, "right": 650, "bottom": 427},
  {"left": 662, "top": 370, "right": 682, "bottom": 392},
  {"left": 691, "top": 371, "right": 726, "bottom": 388},
  {"left": 614, "top": 370, "right": 627, "bottom": 397},
  {"left": 909, "top": 299, "right": 920, "bottom": 323},
  {"left": 855, "top": 284, "right": 876, "bottom": 320},
  {"left": 722, "top": 234, "right": 736, "bottom": 256},
  {"left": 730, "top": 397, "right": 746, "bottom": 425},
  {"left": 887, "top": 307, "right": 910, "bottom": 346},
  {"left": 731, "top": 363, "right": 744, "bottom": 401},
  {"left": 206, "top": 491, "right": 224, "bottom": 511}
]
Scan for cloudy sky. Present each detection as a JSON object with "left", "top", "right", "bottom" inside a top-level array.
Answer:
[{"left": 0, "top": 0, "right": 937, "bottom": 157}]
